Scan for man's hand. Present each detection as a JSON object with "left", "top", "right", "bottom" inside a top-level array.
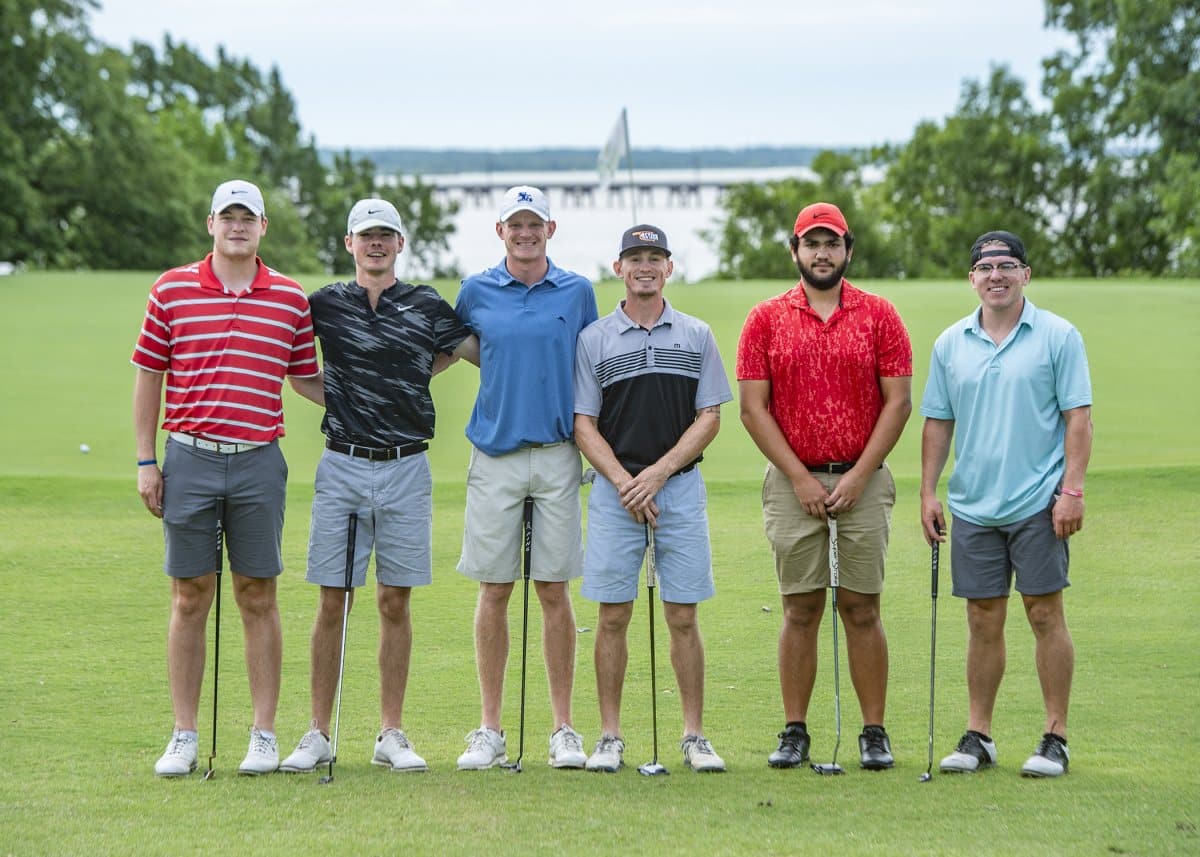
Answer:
[
  {"left": 1052, "top": 493, "right": 1084, "bottom": 539},
  {"left": 138, "top": 464, "right": 164, "bottom": 518}
]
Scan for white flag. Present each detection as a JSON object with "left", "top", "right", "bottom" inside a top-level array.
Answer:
[{"left": 597, "top": 109, "right": 628, "bottom": 189}]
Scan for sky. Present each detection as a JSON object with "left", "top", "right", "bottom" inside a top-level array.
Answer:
[{"left": 87, "top": 0, "right": 1071, "bottom": 152}]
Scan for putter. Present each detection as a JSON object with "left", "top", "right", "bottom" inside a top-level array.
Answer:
[
  {"left": 320, "top": 512, "right": 358, "bottom": 785},
  {"left": 919, "top": 532, "right": 942, "bottom": 783},
  {"left": 202, "top": 499, "right": 224, "bottom": 781},
  {"left": 812, "top": 516, "right": 845, "bottom": 776},
  {"left": 638, "top": 525, "right": 668, "bottom": 776},
  {"left": 502, "top": 496, "right": 534, "bottom": 773}
]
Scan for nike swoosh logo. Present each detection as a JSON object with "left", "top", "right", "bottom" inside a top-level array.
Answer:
[
  {"left": 231, "top": 189, "right": 247, "bottom": 194},
  {"left": 368, "top": 208, "right": 384, "bottom": 214}
]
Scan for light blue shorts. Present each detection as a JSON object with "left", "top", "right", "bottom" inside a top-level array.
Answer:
[
  {"left": 306, "top": 448, "right": 433, "bottom": 589},
  {"left": 581, "top": 468, "right": 715, "bottom": 605}
]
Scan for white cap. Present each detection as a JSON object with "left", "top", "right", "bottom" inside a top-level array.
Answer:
[
  {"left": 498, "top": 185, "right": 550, "bottom": 222},
  {"left": 211, "top": 179, "right": 265, "bottom": 216},
  {"left": 347, "top": 198, "right": 404, "bottom": 235}
]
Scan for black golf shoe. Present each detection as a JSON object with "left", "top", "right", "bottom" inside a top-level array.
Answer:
[
  {"left": 858, "top": 725, "right": 894, "bottom": 770},
  {"left": 767, "top": 724, "right": 810, "bottom": 768},
  {"left": 1021, "top": 732, "right": 1069, "bottom": 778}
]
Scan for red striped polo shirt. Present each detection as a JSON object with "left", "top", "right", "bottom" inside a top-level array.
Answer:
[
  {"left": 736, "top": 280, "right": 912, "bottom": 465},
  {"left": 131, "top": 254, "right": 319, "bottom": 444}
]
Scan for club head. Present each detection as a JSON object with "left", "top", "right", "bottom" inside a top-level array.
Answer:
[
  {"left": 318, "top": 774, "right": 334, "bottom": 785},
  {"left": 638, "top": 762, "right": 669, "bottom": 776},
  {"left": 501, "top": 761, "right": 523, "bottom": 773},
  {"left": 918, "top": 771, "right": 933, "bottom": 783},
  {"left": 201, "top": 769, "right": 215, "bottom": 781},
  {"left": 810, "top": 762, "right": 844, "bottom": 776}
]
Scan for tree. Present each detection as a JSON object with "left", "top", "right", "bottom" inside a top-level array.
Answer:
[
  {"left": 873, "top": 67, "right": 1060, "bottom": 277},
  {"left": 1042, "top": 0, "right": 1200, "bottom": 275}
]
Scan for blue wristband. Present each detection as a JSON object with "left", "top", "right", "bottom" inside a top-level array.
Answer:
[{"left": 137, "top": 458, "right": 157, "bottom": 466}]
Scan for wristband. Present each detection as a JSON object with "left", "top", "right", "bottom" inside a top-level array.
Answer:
[
  {"left": 137, "top": 458, "right": 157, "bottom": 467},
  {"left": 1060, "top": 487, "right": 1084, "bottom": 498}
]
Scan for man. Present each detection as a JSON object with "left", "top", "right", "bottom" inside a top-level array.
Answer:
[
  {"left": 134, "top": 179, "right": 321, "bottom": 777},
  {"left": 736, "top": 202, "right": 912, "bottom": 771},
  {"left": 453, "top": 186, "right": 598, "bottom": 770},
  {"left": 574, "top": 225, "right": 732, "bottom": 773},
  {"left": 920, "top": 230, "right": 1092, "bottom": 779},
  {"left": 279, "top": 199, "right": 479, "bottom": 774}
]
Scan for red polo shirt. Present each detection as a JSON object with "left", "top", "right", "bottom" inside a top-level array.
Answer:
[
  {"left": 736, "top": 280, "right": 912, "bottom": 465},
  {"left": 131, "top": 254, "right": 319, "bottom": 444}
]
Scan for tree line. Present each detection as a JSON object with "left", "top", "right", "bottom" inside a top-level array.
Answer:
[
  {"left": 2, "top": 1, "right": 1195, "bottom": 278},
  {"left": 707, "top": 1, "right": 1199, "bottom": 279},
  {"left": 1, "top": 0, "right": 456, "bottom": 276}
]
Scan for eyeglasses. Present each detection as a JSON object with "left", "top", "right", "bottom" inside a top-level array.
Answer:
[{"left": 971, "top": 262, "right": 1025, "bottom": 275}]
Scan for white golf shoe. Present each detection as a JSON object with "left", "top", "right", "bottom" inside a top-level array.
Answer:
[
  {"left": 549, "top": 725, "right": 587, "bottom": 768},
  {"left": 279, "top": 726, "right": 331, "bottom": 773},
  {"left": 457, "top": 727, "right": 507, "bottom": 770},
  {"left": 237, "top": 727, "right": 279, "bottom": 775},
  {"left": 585, "top": 734, "right": 625, "bottom": 772},
  {"left": 155, "top": 730, "right": 198, "bottom": 777},
  {"left": 373, "top": 728, "right": 428, "bottom": 772},
  {"left": 681, "top": 734, "right": 726, "bottom": 772},
  {"left": 940, "top": 730, "right": 998, "bottom": 773}
]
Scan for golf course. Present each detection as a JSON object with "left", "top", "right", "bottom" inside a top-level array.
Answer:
[{"left": 1, "top": 271, "right": 1196, "bottom": 856}]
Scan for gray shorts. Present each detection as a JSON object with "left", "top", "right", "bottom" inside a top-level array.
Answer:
[
  {"left": 306, "top": 448, "right": 433, "bottom": 588},
  {"left": 950, "top": 500, "right": 1070, "bottom": 598},
  {"left": 161, "top": 437, "right": 287, "bottom": 579}
]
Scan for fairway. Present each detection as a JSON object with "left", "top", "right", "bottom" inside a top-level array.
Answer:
[{"left": 1, "top": 272, "right": 1197, "bottom": 855}]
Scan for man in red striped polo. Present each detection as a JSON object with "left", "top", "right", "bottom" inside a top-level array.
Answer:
[{"left": 132, "top": 179, "right": 322, "bottom": 777}]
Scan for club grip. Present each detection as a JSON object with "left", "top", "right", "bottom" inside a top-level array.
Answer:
[
  {"left": 931, "top": 531, "right": 941, "bottom": 598},
  {"left": 343, "top": 513, "right": 358, "bottom": 591}
]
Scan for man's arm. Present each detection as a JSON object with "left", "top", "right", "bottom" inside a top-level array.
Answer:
[
  {"left": 1052, "top": 405, "right": 1092, "bottom": 539},
  {"left": 919, "top": 417, "right": 955, "bottom": 544},
  {"left": 288, "top": 370, "right": 325, "bottom": 406},
  {"left": 739, "top": 378, "right": 830, "bottom": 519},
  {"left": 432, "top": 334, "right": 481, "bottom": 376},
  {"left": 616, "top": 406, "right": 722, "bottom": 522},
  {"left": 133, "top": 368, "right": 165, "bottom": 518},
  {"left": 825, "top": 374, "right": 913, "bottom": 515}
]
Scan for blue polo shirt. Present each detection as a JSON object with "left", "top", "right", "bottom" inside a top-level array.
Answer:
[
  {"left": 920, "top": 298, "right": 1092, "bottom": 526},
  {"left": 456, "top": 258, "right": 598, "bottom": 456}
]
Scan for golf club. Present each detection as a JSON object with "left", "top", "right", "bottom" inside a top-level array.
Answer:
[
  {"left": 502, "top": 496, "right": 534, "bottom": 773},
  {"left": 320, "top": 512, "right": 358, "bottom": 785},
  {"left": 202, "top": 499, "right": 224, "bottom": 781},
  {"left": 812, "top": 515, "right": 845, "bottom": 776},
  {"left": 919, "top": 531, "right": 942, "bottom": 783},
  {"left": 638, "top": 524, "right": 668, "bottom": 777}
]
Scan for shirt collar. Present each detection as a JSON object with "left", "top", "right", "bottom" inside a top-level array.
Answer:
[
  {"left": 613, "top": 298, "right": 675, "bottom": 332},
  {"left": 496, "top": 257, "right": 564, "bottom": 288},
  {"left": 966, "top": 296, "right": 1038, "bottom": 333}
]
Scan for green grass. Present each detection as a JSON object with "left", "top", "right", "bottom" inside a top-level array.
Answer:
[{"left": 1, "top": 272, "right": 1197, "bottom": 855}]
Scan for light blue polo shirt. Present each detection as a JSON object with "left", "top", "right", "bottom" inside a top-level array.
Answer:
[
  {"left": 920, "top": 298, "right": 1092, "bottom": 526},
  {"left": 456, "top": 258, "right": 598, "bottom": 456}
]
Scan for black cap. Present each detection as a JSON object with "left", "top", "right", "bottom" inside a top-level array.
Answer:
[
  {"left": 619, "top": 224, "right": 671, "bottom": 257},
  {"left": 971, "top": 230, "right": 1027, "bottom": 265}
]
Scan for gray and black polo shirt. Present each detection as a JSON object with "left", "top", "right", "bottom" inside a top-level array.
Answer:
[
  {"left": 574, "top": 299, "right": 732, "bottom": 476},
  {"left": 309, "top": 279, "right": 470, "bottom": 447}
]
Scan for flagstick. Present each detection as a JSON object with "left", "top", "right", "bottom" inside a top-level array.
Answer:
[{"left": 622, "top": 107, "right": 637, "bottom": 223}]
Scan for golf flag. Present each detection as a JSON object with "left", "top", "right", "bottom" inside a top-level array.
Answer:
[{"left": 597, "top": 108, "right": 629, "bottom": 190}]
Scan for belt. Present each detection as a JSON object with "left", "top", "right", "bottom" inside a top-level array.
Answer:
[
  {"left": 807, "top": 461, "right": 883, "bottom": 475},
  {"left": 170, "top": 432, "right": 261, "bottom": 454},
  {"left": 326, "top": 438, "right": 428, "bottom": 461},
  {"left": 524, "top": 440, "right": 570, "bottom": 449},
  {"left": 808, "top": 461, "right": 857, "bottom": 475},
  {"left": 673, "top": 463, "right": 696, "bottom": 477}
]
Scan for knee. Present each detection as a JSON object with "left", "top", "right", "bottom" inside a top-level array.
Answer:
[
  {"left": 377, "top": 587, "right": 411, "bottom": 624},
  {"left": 234, "top": 577, "right": 277, "bottom": 617},
  {"left": 171, "top": 579, "right": 211, "bottom": 620},
  {"left": 837, "top": 599, "right": 881, "bottom": 632},
  {"left": 1024, "top": 597, "right": 1066, "bottom": 636},
  {"left": 663, "top": 604, "right": 698, "bottom": 637}
]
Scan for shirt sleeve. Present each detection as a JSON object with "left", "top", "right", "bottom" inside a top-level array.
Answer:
[
  {"left": 919, "top": 338, "right": 954, "bottom": 419},
  {"left": 572, "top": 329, "right": 602, "bottom": 417},
  {"left": 1054, "top": 326, "right": 1093, "bottom": 411},
  {"left": 735, "top": 305, "right": 769, "bottom": 381},
  {"left": 696, "top": 326, "right": 733, "bottom": 409},
  {"left": 876, "top": 302, "right": 914, "bottom": 378},
  {"left": 130, "top": 283, "right": 171, "bottom": 372}
]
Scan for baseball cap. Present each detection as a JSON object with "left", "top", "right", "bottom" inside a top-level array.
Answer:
[
  {"left": 347, "top": 198, "right": 404, "bottom": 235},
  {"left": 793, "top": 202, "right": 849, "bottom": 238},
  {"left": 970, "top": 230, "right": 1028, "bottom": 265},
  {"left": 211, "top": 179, "right": 265, "bottom": 217},
  {"left": 499, "top": 186, "right": 550, "bottom": 222},
  {"left": 619, "top": 224, "right": 671, "bottom": 257}
]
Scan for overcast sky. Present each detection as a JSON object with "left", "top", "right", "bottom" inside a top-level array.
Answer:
[{"left": 87, "top": 0, "right": 1071, "bottom": 152}]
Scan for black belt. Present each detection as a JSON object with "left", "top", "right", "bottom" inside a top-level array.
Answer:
[
  {"left": 808, "top": 461, "right": 858, "bottom": 475},
  {"left": 326, "top": 438, "right": 428, "bottom": 461},
  {"left": 674, "top": 463, "right": 696, "bottom": 477}
]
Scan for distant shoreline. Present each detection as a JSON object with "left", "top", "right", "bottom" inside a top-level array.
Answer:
[{"left": 320, "top": 145, "right": 856, "bottom": 175}]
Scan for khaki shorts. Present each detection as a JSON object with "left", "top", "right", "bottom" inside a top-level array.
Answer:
[
  {"left": 457, "top": 442, "right": 583, "bottom": 583},
  {"left": 762, "top": 463, "right": 895, "bottom": 595}
]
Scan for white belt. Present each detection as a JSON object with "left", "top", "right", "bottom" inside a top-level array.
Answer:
[{"left": 170, "top": 431, "right": 261, "bottom": 454}]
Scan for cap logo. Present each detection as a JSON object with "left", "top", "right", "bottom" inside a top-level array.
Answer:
[
  {"left": 367, "top": 208, "right": 384, "bottom": 214},
  {"left": 632, "top": 230, "right": 660, "bottom": 242},
  {"left": 231, "top": 189, "right": 247, "bottom": 194},
  {"left": 517, "top": 191, "right": 534, "bottom": 203}
]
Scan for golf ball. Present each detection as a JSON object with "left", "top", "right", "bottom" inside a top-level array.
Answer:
[{"left": 79, "top": 444, "right": 90, "bottom": 454}]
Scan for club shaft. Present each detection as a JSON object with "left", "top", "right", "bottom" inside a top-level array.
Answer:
[
  {"left": 828, "top": 517, "right": 841, "bottom": 765},
  {"left": 646, "top": 525, "right": 660, "bottom": 764},
  {"left": 513, "top": 496, "right": 533, "bottom": 766},
  {"left": 208, "top": 500, "right": 224, "bottom": 774},
  {"left": 926, "top": 538, "right": 940, "bottom": 773},
  {"left": 327, "top": 512, "right": 358, "bottom": 780}
]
